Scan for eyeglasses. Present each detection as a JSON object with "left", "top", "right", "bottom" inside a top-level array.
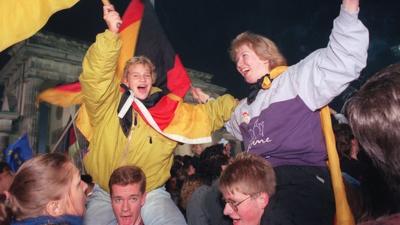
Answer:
[{"left": 224, "top": 193, "right": 259, "bottom": 212}]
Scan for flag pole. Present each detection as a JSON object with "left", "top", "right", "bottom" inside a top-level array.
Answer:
[
  {"left": 50, "top": 109, "right": 79, "bottom": 153},
  {"left": 69, "top": 110, "right": 86, "bottom": 173},
  {"left": 101, "top": 0, "right": 111, "bottom": 5}
]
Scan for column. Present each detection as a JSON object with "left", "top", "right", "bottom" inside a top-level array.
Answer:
[{"left": 19, "top": 77, "right": 43, "bottom": 152}]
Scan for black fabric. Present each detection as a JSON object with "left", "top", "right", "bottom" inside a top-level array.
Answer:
[
  {"left": 135, "top": 0, "right": 176, "bottom": 90},
  {"left": 142, "top": 91, "right": 165, "bottom": 108},
  {"left": 247, "top": 74, "right": 270, "bottom": 105},
  {"left": 117, "top": 84, "right": 133, "bottom": 137},
  {"left": 117, "top": 84, "right": 165, "bottom": 137},
  {"left": 340, "top": 156, "right": 366, "bottom": 183},
  {"left": 261, "top": 165, "right": 335, "bottom": 225}
]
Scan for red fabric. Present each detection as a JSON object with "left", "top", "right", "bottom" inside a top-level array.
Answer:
[
  {"left": 166, "top": 55, "right": 191, "bottom": 98},
  {"left": 133, "top": 95, "right": 179, "bottom": 130},
  {"left": 54, "top": 82, "right": 81, "bottom": 92},
  {"left": 68, "top": 126, "right": 76, "bottom": 145},
  {"left": 58, "top": 117, "right": 77, "bottom": 153},
  {"left": 119, "top": 0, "right": 144, "bottom": 32}
]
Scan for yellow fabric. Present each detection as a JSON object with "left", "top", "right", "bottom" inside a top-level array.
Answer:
[
  {"left": 116, "top": 20, "right": 141, "bottom": 80},
  {"left": 262, "top": 66, "right": 288, "bottom": 89},
  {"left": 36, "top": 89, "right": 82, "bottom": 108},
  {"left": 0, "top": 0, "right": 79, "bottom": 52},
  {"left": 167, "top": 93, "right": 182, "bottom": 102},
  {"left": 320, "top": 107, "right": 355, "bottom": 225},
  {"left": 75, "top": 104, "right": 92, "bottom": 141},
  {"left": 80, "top": 31, "right": 236, "bottom": 192},
  {"left": 164, "top": 94, "right": 237, "bottom": 139},
  {"left": 77, "top": 17, "right": 142, "bottom": 141},
  {"left": 263, "top": 66, "right": 355, "bottom": 225}
]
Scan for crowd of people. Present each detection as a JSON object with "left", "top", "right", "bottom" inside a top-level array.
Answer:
[{"left": 1, "top": 0, "right": 400, "bottom": 224}]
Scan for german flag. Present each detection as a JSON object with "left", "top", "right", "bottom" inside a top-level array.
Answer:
[
  {"left": 38, "top": 0, "right": 191, "bottom": 141},
  {"left": 0, "top": 0, "right": 79, "bottom": 52},
  {"left": 133, "top": 0, "right": 190, "bottom": 97},
  {"left": 36, "top": 82, "right": 82, "bottom": 108}
]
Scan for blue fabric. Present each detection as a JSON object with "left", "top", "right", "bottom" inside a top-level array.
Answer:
[
  {"left": 12, "top": 215, "right": 83, "bottom": 225},
  {"left": 3, "top": 134, "right": 33, "bottom": 172}
]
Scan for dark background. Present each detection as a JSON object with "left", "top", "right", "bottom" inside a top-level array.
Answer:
[{"left": 3, "top": 0, "right": 400, "bottom": 110}]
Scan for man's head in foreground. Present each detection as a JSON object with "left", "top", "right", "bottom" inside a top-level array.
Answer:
[
  {"left": 109, "top": 165, "right": 147, "bottom": 225},
  {"left": 219, "top": 153, "right": 276, "bottom": 225},
  {"left": 347, "top": 63, "right": 400, "bottom": 187}
]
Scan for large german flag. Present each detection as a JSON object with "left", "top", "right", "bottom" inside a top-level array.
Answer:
[
  {"left": 38, "top": 0, "right": 191, "bottom": 141},
  {"left": 0, "top": 0, "right": 79, "bottom": 52}
]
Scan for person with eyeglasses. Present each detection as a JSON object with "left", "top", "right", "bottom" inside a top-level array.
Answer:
[{"left": 219, "top": 153, "right": 275, "bottom": 225}]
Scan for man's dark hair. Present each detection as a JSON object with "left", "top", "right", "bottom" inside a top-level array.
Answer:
[
  {"left": 333, "top": 123, "right": 354, "bottom": 159},
  {"left": 346, "top": 63, "right": 400, "bottom": 187},
  {"left": 197, "top": 144, "right": 229, "bottom": 184}
]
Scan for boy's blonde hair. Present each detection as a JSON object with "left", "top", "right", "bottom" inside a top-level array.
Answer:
[
  {"left": 123, "top": 56, "right": 156, "bottom": 84},
  {"left": 219, "top": 152, "right": 276, "bottom": 196}
]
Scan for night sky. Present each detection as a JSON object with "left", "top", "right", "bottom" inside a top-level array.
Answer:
[
  {"left": 5, "top": 0, "right": 400, "bottom": 110},
  {"left": 154, "top": 0, "right": 400, "bottom": 107}
]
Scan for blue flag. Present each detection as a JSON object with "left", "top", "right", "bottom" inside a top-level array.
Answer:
[{"left": 3, "top": 134, "right": 33, "bottom": 172}]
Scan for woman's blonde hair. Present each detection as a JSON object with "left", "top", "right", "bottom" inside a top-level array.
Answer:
[
  {"left": 1, "top": 153, "right": 75, "bottom": 221},
  {"left": 230, "top": 31, "right": 287, "bottom": 70},
  {"left": 123, "top": 56, "right": 157, "bottom": 84}
]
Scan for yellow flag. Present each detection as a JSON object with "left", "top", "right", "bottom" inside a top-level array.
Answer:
[
  {"left": 0, "top": 0, "right": 79, "bottom": 52},
  {"left": 320, "top": 106, "right": 355, "bottom": 225}
]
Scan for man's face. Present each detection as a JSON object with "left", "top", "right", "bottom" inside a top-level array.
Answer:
[
  {"left": 223, "top": 190, "right": 267, "bottom": 225},
  {"left": 111, "top": 183, "right": 146, "bottom": 225},
  {"left": 235, "top": 44, "right": 269, "bottom": 84},
  {"left": 125, "top": 63, "right": 153, "bottom": 100}
]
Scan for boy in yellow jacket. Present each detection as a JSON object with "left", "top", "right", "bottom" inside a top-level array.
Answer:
[{"left": 81, "top": 4, "right": 236, "bottom": 225}]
